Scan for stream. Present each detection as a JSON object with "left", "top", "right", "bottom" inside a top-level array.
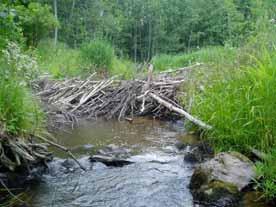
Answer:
[
  {"left": 26, "top": 117, "right": 268, "bottom": 207},
  {"left": 29, "top": 118, "right": 196, "bottom": 207}
]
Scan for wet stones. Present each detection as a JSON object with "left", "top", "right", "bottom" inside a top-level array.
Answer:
[
  {"left": 97, "top": 144, "right": 132, "bottom": 159},
  {"left": 184, "top": 142, "right": 214, "bottom": 163},
  {"left": 189, "top": 152, "right": 256, "bottom": 207},
  {"left": 90, "top": 144, "right": 133, "bottom": 167},
  {"left": 89, "top": 155, "right": 133, "bottom": 167}
]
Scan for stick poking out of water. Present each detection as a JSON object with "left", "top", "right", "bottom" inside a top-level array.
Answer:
[{"left": 35, "top": 135, "right": 86, "bottom": 171}]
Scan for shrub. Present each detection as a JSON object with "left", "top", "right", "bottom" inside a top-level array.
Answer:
[
  {"left": 16, "top": 2, "right": 58, "bottom": 46},
  {"left": 0, "top": 77, "right": 43, "bottom": 135},
  {"left": 3, "top": 42, "right": 39, "bottom": 81},
  {"left": 0, "top": 4, "right": 24, "bottom": 50},
  {"left": 0, "top": 43, "right": 44, "bottom": 135},
  {"left": 80, "top": 40, "right": 114, "bottom": 71}
]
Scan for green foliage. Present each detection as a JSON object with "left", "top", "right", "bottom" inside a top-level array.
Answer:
[
  {"left": 0, "top": 4, "right": 23, "bottom": 50},
  {"left": 152, "top": 47, "right": 238, "bottom": 71},
  {"left": 37, "top": 39, "right": 135, "bottom": 79},
  {"left": 0, "top": 76, "right": 43, "bottom": 135},
  {"left": 3, "top": 42, "right": 39, "bottom": 81},
  {"left": 37, "top": 0, "right": 262, "bottom": 61},
  {"left": 0, "top": 42, "right": 44, "bottom": 135},
  {"left": 16, "top": 2, "right": 58, "bottom": 46},
  {"left": 0, "top": 2, "right": 57, "bottom": 49},
  {"left": 110, "top": 58, "right": 136, "bottom": 79},
  {"left": 36, "top": 39, "right": 82, "bottom": 78},
  {"left": 192, "top": 50, "right": 276, "bottom": 153},
  {"left": 256, "top": 150, "right": 276, "bottom": 200},
  {"left": 80, "top": 40, "right": 115, "bottom": 71}
]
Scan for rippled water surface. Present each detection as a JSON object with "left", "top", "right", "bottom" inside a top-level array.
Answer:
[{"left": 29, "top": 118, "right": 195, "bottom": 207}]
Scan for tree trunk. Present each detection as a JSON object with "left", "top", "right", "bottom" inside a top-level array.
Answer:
[{"left": 53, "top": 0, "right": 58, "bottom": 46}]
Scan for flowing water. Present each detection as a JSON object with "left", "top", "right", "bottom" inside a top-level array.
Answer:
[
  {"left": 29, "top": 118, "right": 196, "bottom": 207},
  {"left": 27, "top": 117, "right": 268, "bottom": 207}
]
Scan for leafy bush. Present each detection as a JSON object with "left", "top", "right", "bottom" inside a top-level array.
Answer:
[
  {"left": 3, "top": 42, "right": 39, "bottom": 81},
  {"left": 0, "top": 4, "right": 23, "bottom": 50},
  {"left": 16, "top": 2, "right": 58, "bottom": 46},
  {"left": 80, "top": 40, "right": 115, "bottom": 71},
  {"left": 0, "top": 42, "right": 44, "bottom": 135}
]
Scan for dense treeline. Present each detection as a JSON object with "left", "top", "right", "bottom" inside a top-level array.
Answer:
[
  {"left": 40, "top": 0, "right": 265, "bottom": 61},
  {"left": 2, "top": 0, "right": 273, "bottom": 61}
]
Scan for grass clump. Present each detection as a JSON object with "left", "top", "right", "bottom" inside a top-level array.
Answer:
[
  {"left": 110, "top": 58, "right": 136, "bottom": 79},
  {"left": 256, "top": 149, "right": 276, "bottom": 201},
  {"left": 37, "top": 39, "right": 135, "bottom": 79},
  {"left": 0, "top": 77, "right": 43, "bottom": 135},
  {"left": 188, "top": 43, "right": 276, "bottom": 201},
  {"left": 36, "top": 39, "right": 82, "bottom": 78},
  {"left": 192, "top": 50, "right": 276, "bottom": 153},
  {"left": 80, "top": 39, "right": 114, "bottom": 72}
]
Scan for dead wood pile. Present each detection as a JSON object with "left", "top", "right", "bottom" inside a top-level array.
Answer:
[
  {"left": 0, "top": 135, "right": 51, "bottom": 172},
  {"left": 37, "top": 73, "right": 182, "bottom": 123},
  {"left": 36, "top": 65, "right": 211, "bottom": 130}
]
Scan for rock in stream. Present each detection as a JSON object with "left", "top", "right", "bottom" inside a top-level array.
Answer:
[{"left": 189, "top": 152, "right": 256, "bottom": 207}]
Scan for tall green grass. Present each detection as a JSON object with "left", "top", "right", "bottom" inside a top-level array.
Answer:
[
  {"left": 110, "top": 58, "right": 136, "bottom": 79},
  {"left": 256, "top": 149, "right": 276, "bottom": 201},
  {"left": 192, "top": 50, "right": 276, "bottom": 153},
  {"left": 36, "top": 39, "right": 82, "bottom": 78},
  {"left": 0, "top": 65, "right": 44, "bottom": 136},
  {"left": 0, "top": 43, "right": 44, "bottom": 136},
  {"left": 36, "top": 39, "right": 136, "bottom": 79},
  {"left": 80, "top": 40, "right": 114, "bottom": 72},
  {"left": 152, "top": 47, "right": 238, "bottom": 71},
  {"left": 187, "top": 44, "right": 276, "bottom": 200}
]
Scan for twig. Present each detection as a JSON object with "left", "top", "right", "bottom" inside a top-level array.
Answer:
[
  {"left": 0, "top": 178, "right": 26, "bottom": 204},
  {"left": 35, "top": 135, "right": 86, "bottom": 171}
]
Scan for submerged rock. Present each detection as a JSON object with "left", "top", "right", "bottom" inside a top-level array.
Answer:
[
  {"left": 97, "top": 144, "right": 132, "bottom": 159},
  {"left": 90, "top": 155, "right": 133, "bottom": 167},
  {"left": 190, "top": 152, "right": 256, "bottom": 207},
  {"left": 91, "top": 145, "right": 134, "bottom": 167}
]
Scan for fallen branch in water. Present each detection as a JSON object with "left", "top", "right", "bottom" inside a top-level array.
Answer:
[
  {"left": 35, "top": 135, "right": 86, "bottom": 171},
  {"left": 148, "top": 92, "right": 212, "bottom": 130}
]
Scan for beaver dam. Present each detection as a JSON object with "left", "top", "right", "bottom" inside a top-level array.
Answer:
[
  {"left": 0, "top": 67, "right": 268, "bottom": 207},
  {"left": 35, "top": 64, "right": 211, "bottom": 130}
]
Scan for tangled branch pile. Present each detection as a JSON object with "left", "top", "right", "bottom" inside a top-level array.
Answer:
[
  {"left": 0, "top": 135, "right": 50, "bottom": 172},
  {"left": 36, "top": 66, "right": 211, "bottom": 130},
  {"left": 36, "top": 73, "right": 183, "bottom": 125}
]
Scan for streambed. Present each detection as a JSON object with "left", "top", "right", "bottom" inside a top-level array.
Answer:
[
  {"left": 26, "top": 118, "right": 267, "bottom": 207},
  {"left": 29, "top": 118, "right": 195, "bottom": 207}
]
